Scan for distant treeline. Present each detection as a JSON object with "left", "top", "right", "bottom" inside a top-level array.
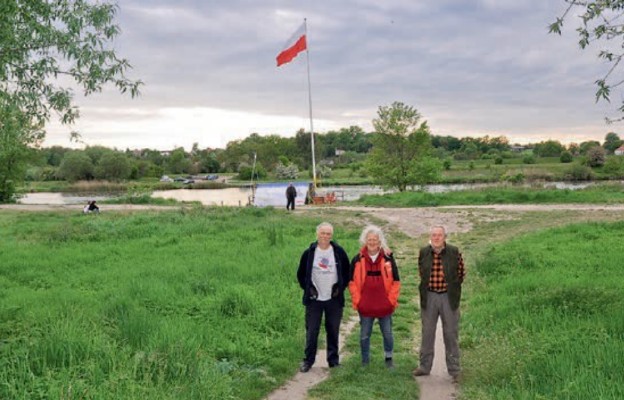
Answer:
[{"left": 27, "top": 128, "right": 622, "bottom": 182}]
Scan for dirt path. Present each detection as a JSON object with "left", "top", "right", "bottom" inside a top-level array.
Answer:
[{"left": 264, "top": 316, "right": 358, "bottom": 400}]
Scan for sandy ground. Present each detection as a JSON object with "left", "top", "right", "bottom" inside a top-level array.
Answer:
[{"left": 4, "top": 202, "right": 624, "bottom": 399}]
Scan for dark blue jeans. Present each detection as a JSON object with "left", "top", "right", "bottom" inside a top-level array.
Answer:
[{"left": 304, "top": 298, "right": 343, "bottom": 366}]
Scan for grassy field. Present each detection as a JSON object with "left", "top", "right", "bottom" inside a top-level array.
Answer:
[
  {"left": 2, "top": 206, "right": 623, "bottom": 399},
  {"left": 460, "top": 222, "right": 624, "bottom": 399},
  {"left": 0, "top": 208, "right": 360, "bottom": 399},
  {"left": 357, "top": 183, "right": 624, "bottom": 207}
]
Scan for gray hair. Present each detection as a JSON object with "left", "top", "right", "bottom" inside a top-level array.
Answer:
[
  {"left": 430, "top": 225, "right": 448, "bottom": 237},
  {"left": 316, "top": 222, "right": 334, "bottom": 234},
  {"left": 359, "top": 225, "right": 388, "bottom": 250}
]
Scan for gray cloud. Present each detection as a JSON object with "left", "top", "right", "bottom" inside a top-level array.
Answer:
[{"left": 45, "top": 0, "right": 621, "bottom": 149}]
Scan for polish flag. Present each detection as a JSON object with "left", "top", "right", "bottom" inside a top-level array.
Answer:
[{"left": 276, "top": 23, "right": 307, "bottom": 67}]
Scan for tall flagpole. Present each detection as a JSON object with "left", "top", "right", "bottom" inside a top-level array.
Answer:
[{"left": 304, "top": 18, "right": 317, "bottom": 189}]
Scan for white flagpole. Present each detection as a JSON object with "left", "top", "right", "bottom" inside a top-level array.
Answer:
[{"left": 304, "top": 18, "right": 317, "bottom": 188}]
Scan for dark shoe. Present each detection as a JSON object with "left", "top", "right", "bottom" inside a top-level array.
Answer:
[
  {"left": 413, "top": 367, "right": 429, "bottom": 377},
  {"left": 451, "top": 373, "right": 462, "bottom": 383},
  {"left": 385, "top": 357, "right": 394, "bottom": 369},
  {"left": 299, "top": 363, "right": 312, "bottom": 373},
  {"left": 328, "top": 363, "right": 341, "bottom": 368}
]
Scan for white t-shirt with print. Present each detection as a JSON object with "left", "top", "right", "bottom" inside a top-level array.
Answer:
[{"left": 311, "top": 245, "right": 338, "bottom": 301}]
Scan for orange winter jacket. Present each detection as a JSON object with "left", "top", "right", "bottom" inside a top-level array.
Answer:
[{"left": 349, "top": 248, "right": 401, "bottom": 312}]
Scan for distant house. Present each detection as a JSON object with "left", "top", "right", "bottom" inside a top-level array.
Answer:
[
  {"left": 615, "top": 145, "right": 624, "bottom": 156},
  {"left": 510, "top": 145, "right": 526, "bottom": 153},
  {"left": 335, "top": 149, "right": 346, "bottom": 156}
]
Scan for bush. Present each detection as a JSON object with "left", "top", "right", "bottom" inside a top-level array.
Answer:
[
  {"left": 494, "top": 156, "right": 503, "bottom": 165},
  {"left": 603, "top": 156, "right": 624, "bottom": 177},
  {"left": 238, "top": 163, "right": 267, "bottom": 180},
  {"left": 560, "top": 151, "right": 573, "bottom": 163},
  {"left": 274, "top": 162, "right": 299, "bottom": 179},
  {"left": 504, "top": 172, "right": 525, "bottom": 184},
  {"left": 522, "top": 155, "right": 536, "bottom": 164},
  {"left": 564, "top": 163, "right": 593, "bottom": 181},
  {"left": 443, "top": 159, "right": 452, "bottom": 170},
  {"left": 587, "top": 146, "right": 606, "bottom": 167}
]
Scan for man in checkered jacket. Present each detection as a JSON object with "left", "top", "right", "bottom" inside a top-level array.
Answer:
[{"left": 413, "top": 225, "right": 466, "bottom": 382}]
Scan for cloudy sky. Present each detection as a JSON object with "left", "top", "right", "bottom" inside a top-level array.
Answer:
[{"left": 44, "top": 0, "right": 621, "bottom": 150}]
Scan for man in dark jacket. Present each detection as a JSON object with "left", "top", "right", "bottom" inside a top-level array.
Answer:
[
  {"left": 296, "top": 222, "right": 350, "bottom": 372},
  {"left": 286, "top": 183, "right": 297, "bottom": 210},
  {"left": 413, "top": 225, "right": 466, "bottom": 382}
]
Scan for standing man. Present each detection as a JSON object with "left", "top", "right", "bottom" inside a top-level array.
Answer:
[
  {"left": 297, "top": 222, "right": 351, "bottom": 372},
  {"left": 414, "top": 225, "right": 466, "bottom": 382},
  {"left": 286, "top": 183, "right": 297, "bottom": 210}
]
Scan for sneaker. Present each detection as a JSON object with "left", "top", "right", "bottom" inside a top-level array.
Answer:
[
  {"left": 299, "top": 363, "right": 312, "bottom": 373},
  {"left": 385, "top": 358, "right": 394, "bottom": 369},
  {"left": 413, "top": 367, "right": 429, "bottom": 377}
]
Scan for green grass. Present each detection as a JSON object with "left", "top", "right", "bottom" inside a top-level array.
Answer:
[
  {"left": 460, "top": 222, "right": 624, "bottom": 399},
  {"left": 0, "top": 208, "right": 360, "bottom": 399},
  {"left": 356, "top": 183, "right": 624, "bottom": 207},
  {"left": 102, "top": 193, "right": 185, "bottom": 206}
]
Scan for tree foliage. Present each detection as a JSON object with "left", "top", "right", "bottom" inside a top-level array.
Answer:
[
  {"left": 550, "top": 1, "right": 624, "bottom": 120},
  {"left": 94, "top": 152, "right": 131, "bottom": 181},
  {"left": 0, "top": 0, "right": 141, "bottom": 201},
  {"left": 603, "top": 132, "right": 622, "bottom": 153},
  {"left": 0, "top": 99, "right": 43, "bottom": 201},
  {"left": 533, "top": 140, "right": 566, "bottom": 157},
  {"left": 57, "top": 151, "right": 93, "bottom": 182},
  {"left": 366, "top": 102, "right": 440, "bottom": 191}
]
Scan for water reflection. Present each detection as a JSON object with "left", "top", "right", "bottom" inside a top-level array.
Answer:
[
  {"left": 18, "top": 192, "right": 109, "bottom": 205},
  {"left": 152, "top": 188, "right": 251, "bottom": 206}
]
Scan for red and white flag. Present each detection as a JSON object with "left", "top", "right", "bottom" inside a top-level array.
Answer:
[{"left": 276, "top": 23, "right": 307, "bottom": 67}]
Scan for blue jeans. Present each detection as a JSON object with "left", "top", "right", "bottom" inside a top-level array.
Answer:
[{"left": 360, "top": 314, "right": 394, "bottom": 363}]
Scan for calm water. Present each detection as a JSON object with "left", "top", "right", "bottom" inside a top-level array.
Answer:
[{"left": 18, "top": 181, "right": 609, "bottom": 207}]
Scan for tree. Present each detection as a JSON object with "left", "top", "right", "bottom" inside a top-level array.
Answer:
[
  {"left": 603, "top": 132, "right": 622, "bottom": 154},
  {"left": 579, "top": 140, "right": 601, "bottom": 155},
  {"left": 57, "top": 151, "right": 94, "bottom": 182},
  {"left": 94, "top": 152, "right": 131, "bottom": 181},
  {"left": 166, "top": 148, "right": 192, "bottom": 174},
  {"left": 533, "top": 140, "right": 565, "bottom": 157},
  {"left": 0, "top": 99, "right": 43, "bottom": 201},
  {"left": 550, "top": 2, "right": 624, "bottom": 120},
  {"left": 0, "top": 1, "right": 141, "bottom": 202},
  {"left": 366, "top": 102, "right": 441, "bottom": 191}
]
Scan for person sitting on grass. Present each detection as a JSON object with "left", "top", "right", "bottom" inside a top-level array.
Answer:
[{"left": 84, "top": 200, "right": 99, "bottom": 214}]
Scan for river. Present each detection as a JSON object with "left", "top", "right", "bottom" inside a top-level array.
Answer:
[{"left": 18, "top": 181, "right": 607, "bottom": 207}]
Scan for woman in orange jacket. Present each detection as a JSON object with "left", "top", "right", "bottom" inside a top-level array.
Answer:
[{"left": 349, "top": 225, "right": 401, "bottom": 367}]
